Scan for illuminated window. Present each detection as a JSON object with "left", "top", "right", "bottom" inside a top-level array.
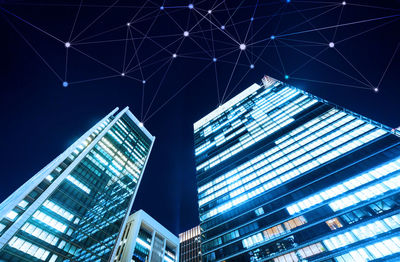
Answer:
[
  {"left": 136, "top": 237, "right": 151, "bottom": 250},
  {"left": 273, "top": 251, "right": 297, "bottom": 262},
  {"left": 273, "top": 243, "right": 325, "bottom": 262},
  {"left": 242, "top": 218, "right": 304, "bottom": 250},
  {"left": 33, "top": 211, "right": 67, "bottom": 233},
  {"left": 6, "top": 210, "right": 18, "bottom": 221},
  {"left": 324, "top": 214, "right": 400, "bottom": 252},
  {"left": 326, "top": 218, "right": 343, "bottom": 230},
  {"left": 297, "top": 242, "right": 325, "bottom": 259},
  {"left": 263, "top": 224, "right": 285, "bottom": 240},
  {"left": 330, "top": 172, "right": 400, "bottom": 212},
  {"left": 200, "top": 121, "right": 387, "bottom": 221},
  {"left": 164, "top": 255, "right": 175, "bottom": 262},
  {"left": 18, "top": 200, "right": 29, "bottom": 209},
  {"left": 43, "top": 200, "right": 74, "bottom": 221},
  {"left": 195, "top": 87, "right": 318, "bottom": 171},
  {"left": 287, "top": 157, "right": 400, "bottom": 215},
  {"left": 21, "top": 223, "right": 59, "bottom": 245},
  {"left": 8, "top": 236, "right": 50, "bottom": 261},
  {"left": 336, "top": 237, "right": 400, "bottom": 261},
  {"left": 284, "top": 216, "right": 307, "bottom": 231},
  {"left": 66, "top": 175, "right": 91, "bottom": 194}
]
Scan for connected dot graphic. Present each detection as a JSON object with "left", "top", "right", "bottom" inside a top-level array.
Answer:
[{"left": 1, "top": 0, "right": 397, "bottom": 123}]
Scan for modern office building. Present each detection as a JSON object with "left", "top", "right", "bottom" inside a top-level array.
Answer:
[
  {"left": 114, "top": 209, "right": 179, "bottom": 262},
  {"left": 179, "top": 226, "right": 201, "bottom": 262},
  {"left": 0, "top": 107, "right": 154, "bottom": 262},
  {"left": 194, "top": 75, "right": 400, "bottom": 261}
]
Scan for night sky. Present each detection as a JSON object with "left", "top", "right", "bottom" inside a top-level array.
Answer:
[{"left": 0, "top": 0, "right": 399, "bottom": 236}]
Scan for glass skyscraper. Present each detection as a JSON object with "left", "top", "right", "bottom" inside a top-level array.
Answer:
[
  {"left": 194, "top": 76, "right": 400, "bottom": 261},
  {"left": 179, "top": 226, "right": 201, "bottom": 262},
  {"left": 0, "top": 107, "right": 154, "bottom": 262}
]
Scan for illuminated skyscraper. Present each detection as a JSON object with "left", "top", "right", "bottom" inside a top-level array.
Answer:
[
  {"left": 114, "top": 210, "right": 179, "bottom": 262},
  {"left": 179, "top": 226, "right": 201, "bottom": 262},
  {"left": 0, "top": 107, "right": 154, "bottom": 262},
  {"left": 194, "top": 76, "right": 400, "bottom": 261}
]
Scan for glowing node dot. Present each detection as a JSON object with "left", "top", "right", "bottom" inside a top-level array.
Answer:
[
  {"left": 374, "top": 87, "right": 379, "bottom": 93},
  {"left": 172, "top": 53, "right": 177, "bottom": 58},
  {"left": 208, "top": 10, "right": 212, "bottom": 14},
  {"left": 188, "top": 4, "right": 194, "bottom": 9},
  {"left": 221, "top": 25, "right": 225, "bottom": 30},
  {"left": 183, "top": 31, "right": 189, "bottom": 37},
  {"left": 250, "top": 64, "right": 254, "bottom": 69},
  {"left": 239, "top": 43, "right": 246, "bottom": 50},
  {"left": 142, "top": 80, "right": 146, "bottom": 84},
  {"left": 329, "top": 42, "right": 335, "bottom": 48},
  {"left": 160, "top": 6, "right": 164, "bottom": 10},
  {"left": 270, "top": 35, "right": 275, "bottom": 40},
  {"left": 63, "top": 81, "right": 68, "bottom": 87},
  {"left": 250, "top": 17, "right": 254, "bottom": 21},
  {"left": 342, "top": 1, "right": 346, "bottom": 5},
  {"left": 127, "top": 22, "right": 130, "bottom": 26},
  {"left": 213, "top": 57, "right": 217, "bottom": 62},
  {"left": 286, "top": 0, "right": 291, "bottom": 3},
  {"left": 65, "top": 42, "right": 71, "bottom": 48},
  {"left": 285, "top": 75, "right": 289, "bottom": 79},
  {"left": 139, "top": 122, "right": 144, "bottom": 127}
]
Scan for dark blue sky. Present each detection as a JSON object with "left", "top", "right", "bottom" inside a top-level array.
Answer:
[{"left": 0, "top": 0, "right": 399, "bottom": 235}]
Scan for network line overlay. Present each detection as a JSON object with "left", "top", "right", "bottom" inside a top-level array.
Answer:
[{"left": 0, "top": 1, "right": 398, "bottom": 123}]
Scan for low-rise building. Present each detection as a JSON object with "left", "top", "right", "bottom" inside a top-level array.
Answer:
[{"left": 114, "top": 210, "right": 179, "bottom": 262}]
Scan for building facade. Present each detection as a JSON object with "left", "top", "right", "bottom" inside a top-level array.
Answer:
[
  {"left": 0, "top": 107, "right": 154, "bottom": 262},
  {"left": 194, "top": 76, "right": 400, "bottom": 261},
  {"left": 114, "top": 210, "right": 179, "bottom": 262},
  {"left": 179, "top": 226, "right": 201, "bottom": 262}
]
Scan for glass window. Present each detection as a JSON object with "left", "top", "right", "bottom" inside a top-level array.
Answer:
[{"left": 326, "top": 218, "right": 343, "bottom": 230}]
